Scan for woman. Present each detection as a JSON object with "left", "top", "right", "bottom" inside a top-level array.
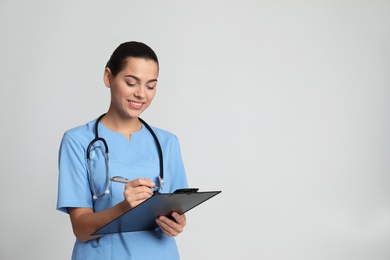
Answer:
[{"left": 57, "top": 41, "right": 188, "bottom": 259}]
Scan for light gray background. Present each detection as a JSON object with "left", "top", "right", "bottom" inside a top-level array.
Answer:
[{"left": 0, "top": 0, "right": 389, "bottom": 259}]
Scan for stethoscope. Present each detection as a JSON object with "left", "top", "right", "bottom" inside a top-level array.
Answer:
[{"left": 86, "top": 113, "right": 164, "bottom": 199}]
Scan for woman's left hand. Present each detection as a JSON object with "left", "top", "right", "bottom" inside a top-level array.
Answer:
[{"left": 156, "top": 212, "right": 186, "bottom": 237}]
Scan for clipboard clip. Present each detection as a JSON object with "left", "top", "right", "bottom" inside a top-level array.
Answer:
[
  {"left": 153, "top": 188, "right": 200, "bottom": 196},
  {"left": 172, "top": 188, "right": 199, "bottom": 195}
]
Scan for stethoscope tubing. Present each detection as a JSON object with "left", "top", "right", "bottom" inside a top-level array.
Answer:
[{"left": 86, "top": 114, "right": 164, "bottom": 199}]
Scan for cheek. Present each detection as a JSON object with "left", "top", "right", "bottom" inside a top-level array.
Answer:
[
  {"left": 111, "top": 85, "right": 127, "bottom": 99},
  {"left": 147, "top": 90, "right": 157, "bottom": 101}
]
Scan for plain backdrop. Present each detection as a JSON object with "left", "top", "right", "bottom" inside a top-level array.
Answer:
[{"left": 0, "top": 0, "right": 389, "bottom": 259}]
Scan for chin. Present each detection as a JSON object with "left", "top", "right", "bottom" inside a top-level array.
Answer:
[{"left": 127, "top": 110, "right": 145, "bottom": 119}]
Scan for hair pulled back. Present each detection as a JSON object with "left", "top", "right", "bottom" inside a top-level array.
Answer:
[{"left": 106, "top": 41, "right": 159, "bottom": 77}]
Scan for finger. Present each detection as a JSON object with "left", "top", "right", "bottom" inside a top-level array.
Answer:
[
  {"left": 172, "top": 212, "right": 186, "bottom": 227},
  {"left": 156, "top": 218, "right": 177, "bottom": 237},
  {"left": 124, "top": 187, "right": 153, "bottom": 200},
  {"left": 126, "top": 178, "right": 155, "bottom": 188},
  {"left": 123, "top": 193, "right": 151, "bottom": 208},
  {"left": 123, "top": 185, "right": 154, "bottom": 208},
  {"left": 156, "top": 215, "right": 184, "bottom": 236}
]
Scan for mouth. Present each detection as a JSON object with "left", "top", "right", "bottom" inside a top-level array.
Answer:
[{"left": 128, "top": 100, "right": 144, "bottom": 109}]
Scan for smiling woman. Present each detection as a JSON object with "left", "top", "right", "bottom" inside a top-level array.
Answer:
[
  {"left": 56, "top": 41, "right": 188, "bottom": 260},
  {"left": 103, "top": 57, "right": 159, "bottom": 136}
]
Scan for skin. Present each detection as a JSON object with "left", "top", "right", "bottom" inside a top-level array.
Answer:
[{"left": 68, "top": 57, "right": 186, "bottom": 243}]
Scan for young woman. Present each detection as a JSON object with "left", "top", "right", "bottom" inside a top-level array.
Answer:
[{"left": 57, "top": 41, "right": 188, "bottom": 259}]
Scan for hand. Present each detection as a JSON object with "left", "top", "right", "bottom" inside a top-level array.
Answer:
[
  {"left": 123, "top": 178, "right": 155, "bottom": 208},
  {"left": 156, "top": 212, "right": 186, "bottom": 237}
]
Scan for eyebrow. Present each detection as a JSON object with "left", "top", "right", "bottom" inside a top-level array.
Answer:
[{"left": 124, "top": 75, "right": 158, "bottom": 83}]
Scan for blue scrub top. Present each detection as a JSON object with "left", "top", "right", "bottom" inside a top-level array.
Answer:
[{"left": 57, "top": 118, "right": 188, "bottom": 260}]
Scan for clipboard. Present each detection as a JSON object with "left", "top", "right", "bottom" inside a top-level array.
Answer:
[{"left": 92, "top": 188, "right": 221, "bottom": 235}]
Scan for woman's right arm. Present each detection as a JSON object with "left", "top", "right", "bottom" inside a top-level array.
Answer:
[{"left": 69, "top": 178, "right": 156, "bottom": 242}]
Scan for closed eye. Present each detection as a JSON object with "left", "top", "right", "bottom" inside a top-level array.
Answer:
[{"left": 126, "top": 82, "right": 136, "bottom": 87}]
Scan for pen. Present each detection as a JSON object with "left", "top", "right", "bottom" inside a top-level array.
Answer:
[
  {"left": 109, "top": 176, "right": 130, "bottom": 183},
  {"left": 109, "top": 176, "right": 159, "bottom": 189}
]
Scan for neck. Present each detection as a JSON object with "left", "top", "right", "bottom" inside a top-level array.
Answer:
[{"left": 100, "top": 111, "right": 142, "bottom": 140}]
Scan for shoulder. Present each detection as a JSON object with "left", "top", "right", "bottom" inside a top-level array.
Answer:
[
  {"left": 146, "top": 125, "right": 184, "bottom": 161},
  {"left": 148, "top": 125, "right": 179, "bottom": 142},
  {"left": 61, "top": 119, "right": 97, "bottom": 146},
  {"left": 140, "top": 122, "right": 182, "bottom": 151},
  {"left": 150, "top": 125, "right": 176, "bottom": 137}
]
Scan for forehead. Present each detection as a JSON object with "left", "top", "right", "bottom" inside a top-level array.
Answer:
[{"left": 119, "top": 57, "right": 159, "bottom": 78}]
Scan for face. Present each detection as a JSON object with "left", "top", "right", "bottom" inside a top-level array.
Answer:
[{"left": 104, "top": 57, "right": 159, "bottom": 119}]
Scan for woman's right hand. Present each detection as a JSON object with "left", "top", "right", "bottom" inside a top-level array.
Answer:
[{"left": 123, "top": 178, "right": 156, "bottom": 208}]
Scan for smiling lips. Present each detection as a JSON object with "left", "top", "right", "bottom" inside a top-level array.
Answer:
[{"left": 128, "top": 100, "right": 144, "bottom": 109}]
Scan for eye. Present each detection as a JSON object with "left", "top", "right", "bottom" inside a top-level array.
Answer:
[
  {"left": 146, "top": 83, "right": 157, "bottom": 90},
  {"left": 126, "top": 82, "right": 136, "bottom": 87}
]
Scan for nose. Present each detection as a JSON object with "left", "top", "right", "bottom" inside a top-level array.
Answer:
[{"left": 134, "top": 85, "right": 146, "bottom": 99}]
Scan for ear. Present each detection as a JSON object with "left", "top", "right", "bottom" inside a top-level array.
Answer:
[{"left": 103, "top": 67, "right": 112, "bottom": 88}]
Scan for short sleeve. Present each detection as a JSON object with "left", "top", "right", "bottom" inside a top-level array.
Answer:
[{"left": 56, "top": 132, "right": 93, "bottom": 213}]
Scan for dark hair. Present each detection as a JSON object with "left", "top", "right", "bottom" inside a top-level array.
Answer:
[{"left": 106, "top": 41, "right": 159, "bottom": 77}]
